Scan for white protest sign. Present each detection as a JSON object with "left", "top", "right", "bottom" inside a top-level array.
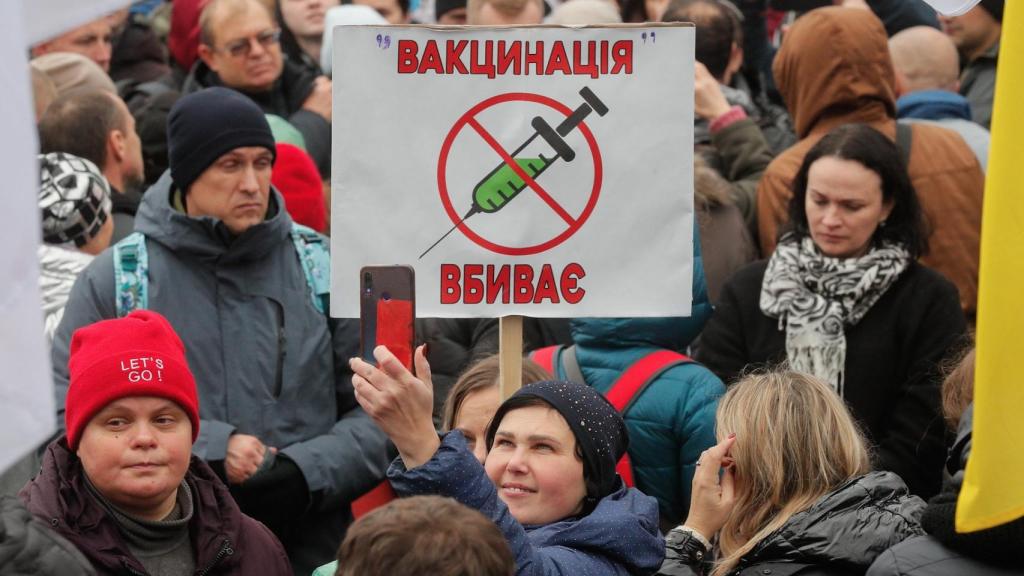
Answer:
[
  {"left": 24, "top": 0, "right": 130, "bottom": 47},
  {"left": 332, "top": 25, "right": 695, "bottom": 319},
  {"left": 1, "top": 1, "right": 55, "bottom": 472}
]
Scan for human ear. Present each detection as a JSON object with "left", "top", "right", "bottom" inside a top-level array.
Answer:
[{"left": 109, "top": 129, "right": 126, "bottom": 164}]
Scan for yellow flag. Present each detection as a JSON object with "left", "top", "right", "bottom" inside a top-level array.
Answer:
[{"left": 956, "top": 0, "right": 1024, "bottom": 533}]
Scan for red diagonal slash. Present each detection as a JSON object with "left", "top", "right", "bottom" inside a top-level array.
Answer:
[{"left": 467, "top": 117, "right": 576, "bottom": 226}]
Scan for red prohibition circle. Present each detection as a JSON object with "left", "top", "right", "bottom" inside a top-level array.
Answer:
[{"left": 436, "top": 92, "right": 603, "bottom": 256}]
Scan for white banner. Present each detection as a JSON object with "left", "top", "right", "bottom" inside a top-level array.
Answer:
[
  {"left": 1, "top": 1, "right": 55, "bottom": 473},
  {"left": 24, "top": 0, "right": 131, "bottom": 47},
  {"left": 332, "top": 25, "right": 695, "bottom": 318}
]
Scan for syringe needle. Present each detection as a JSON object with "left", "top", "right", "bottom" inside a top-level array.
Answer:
[{"left": 419, "top": 209, "right": 476, "bottom": 260}]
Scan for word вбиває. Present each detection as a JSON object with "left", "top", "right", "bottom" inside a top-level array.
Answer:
[{"left": 441, "top": 263, "right": 586, "bottom": 305}]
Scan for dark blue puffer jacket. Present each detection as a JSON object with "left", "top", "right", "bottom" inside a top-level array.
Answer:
[
  {"left": 548, "top": 229, "right": 724, "bottom": 527},
  {"left": 389, "top": 432, "right": 665, "bottom": 576}
]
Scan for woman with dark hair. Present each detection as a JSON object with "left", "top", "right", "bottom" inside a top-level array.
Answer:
[
  {"left": 697, "top": 123, "right": 968, "bottom": 499},
  {"left": 350, "top": 346, "right": 664, "bottom": 575},
  {"left": 276, "top": 0, "right": 340, "bottom": 75}
]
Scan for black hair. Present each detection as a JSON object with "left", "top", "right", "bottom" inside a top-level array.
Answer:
[
  {"left": 786, "top": 123, "right": 929, "bottom": 259},
  {"left": 275, "top": 0, "right": 308, "bottom": 67},
  {"left": 661, "top": 0, "right": 735, "bottom": 80},
  {"left": 39, "top": 88, "right": 127, "bottom": 169}
]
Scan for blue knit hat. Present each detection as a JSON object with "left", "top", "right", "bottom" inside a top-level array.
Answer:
[{"left": 167, "top": 87, "right": 276, "bottom": 193}]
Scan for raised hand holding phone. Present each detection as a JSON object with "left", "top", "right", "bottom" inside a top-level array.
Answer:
[{"left": 351, "top": 345, "right": 439, "bottom": 469}]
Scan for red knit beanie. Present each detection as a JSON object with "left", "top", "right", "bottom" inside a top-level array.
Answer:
[
  {"left": 272, "top": 143, "right": 326, "bottom": 233},
  {"left": 65, "top": 311, "right": 200, "bottom": 450}
]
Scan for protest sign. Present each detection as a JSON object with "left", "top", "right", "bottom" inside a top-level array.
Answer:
[
  {"left": 332, "top": 25, "right": 696, "bottom": 318},
  {"left": 1, "top": 1, "right": 56, "bottom": 473}
]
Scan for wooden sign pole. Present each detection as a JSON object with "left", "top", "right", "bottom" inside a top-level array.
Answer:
[{"left": 499, "top": 315, "right": 524, "bottom": 399}]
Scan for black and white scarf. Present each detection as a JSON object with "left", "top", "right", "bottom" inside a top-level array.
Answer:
[{"left": 759, "top": 235, "right": 910, "bottom": 396}]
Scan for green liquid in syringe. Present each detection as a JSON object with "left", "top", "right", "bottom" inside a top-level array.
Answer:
[{"left": 473, "top": 157, "right": 547, "bottom": 213}]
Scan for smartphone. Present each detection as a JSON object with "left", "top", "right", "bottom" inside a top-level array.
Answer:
[{"left": 360, "top": 266, "right": 416, "bottom": 370}]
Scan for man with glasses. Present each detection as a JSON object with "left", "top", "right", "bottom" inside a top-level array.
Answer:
[{"left": 186, "top": 0, "right": 333, "bottom": 176}]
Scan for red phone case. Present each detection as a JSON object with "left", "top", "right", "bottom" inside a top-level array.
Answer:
[{"left": 360, "top": 266, "right": 415, "bottom": 370}]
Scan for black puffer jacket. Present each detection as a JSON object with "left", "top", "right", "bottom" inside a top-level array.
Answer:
[
  {"left": 0, "top": 496, "right": 95, "bottom": 576},
  {"left": 660, "top": 471, "right": 925, "bottom": 576},
  {"left": 866, "top": 406, "right": 1024, "bottom": 576}
]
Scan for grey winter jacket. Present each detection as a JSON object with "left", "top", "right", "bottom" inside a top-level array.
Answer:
[
  {"left": 50, "top": 172, "right": 389, "bottom": 571},
  {"left": 867, "top": 535, "right": 1021, "bottom": 576},
  {"left": 960, "top": 42, "right": 998, "bottom": 130}
]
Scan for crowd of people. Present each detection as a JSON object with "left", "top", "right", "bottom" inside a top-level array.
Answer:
[{"left": 1, "top": 0, "right": 1016, "bottom": 575}]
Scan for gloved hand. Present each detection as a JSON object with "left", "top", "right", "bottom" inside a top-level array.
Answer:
[{"left": 230, "top": 453, "right": 310, "bottom": 537}]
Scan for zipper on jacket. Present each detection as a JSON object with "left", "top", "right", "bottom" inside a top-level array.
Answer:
[
  {"left": 274, "top": 301, "right": 286, "bottom": 398},
  {"left": 195, "top": 538, "right": 234, "bottom": 576}
]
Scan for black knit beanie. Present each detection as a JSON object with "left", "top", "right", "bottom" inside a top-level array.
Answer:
[
  {"left": 978, "top": 0, "right": 1003, "bottom": 22},
  {"left": 485, "top": 380, "right": 629, "bottom": 511},
  {"left": 167, "top": 87, "right": 277, "bottom": 193}
]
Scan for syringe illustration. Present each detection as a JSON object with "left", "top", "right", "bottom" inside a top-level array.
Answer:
[{"left": 419, "top": 86, "right": 609, "bottom": 259}]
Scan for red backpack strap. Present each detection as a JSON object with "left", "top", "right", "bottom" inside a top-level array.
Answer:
[
  {"left": 605, "top": 350, "right": 693, "bottom": 412},
  {"left": 606, "top": 350, "right": 693, "bottom": 488},
  {"left": 529, "top": 345, "right": 561, "bottom": 376},
  {"left": 351, "top": 480, "right": 397, "bottom": 519},
  {"left": 616, "top": 453, "right": 637, "bottom": 487}
]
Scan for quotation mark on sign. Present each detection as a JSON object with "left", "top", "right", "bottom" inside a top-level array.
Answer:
[
  {"left": 376, "top": 34, "right": 392, "bottom": 49},
  {"left": 641, "top": 32, "right": 656, "bottom": 44}
]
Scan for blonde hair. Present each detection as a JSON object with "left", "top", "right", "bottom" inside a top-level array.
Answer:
[
  {"left": 941, "top": 346, "right": 974, "bottom": 431},
  {"left": 441, "top": 354, "right": 551, "bottom": 431},
  {"left": 711, "top": 370, "right": 871, "bottom": 576}
]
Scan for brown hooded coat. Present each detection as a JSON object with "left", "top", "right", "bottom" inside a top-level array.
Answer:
[{"left": 756, "top": 7, "right": 983, "bottom": 314}]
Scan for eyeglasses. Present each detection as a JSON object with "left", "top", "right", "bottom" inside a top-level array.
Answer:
[{"left": 218, "top": 28, "right": 281, "bottom": 58}]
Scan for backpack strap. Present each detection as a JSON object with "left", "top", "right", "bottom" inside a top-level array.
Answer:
[
  {"left": 530, "top": 344, "right": 587, "bottom": 384},
  {"left": 605, "top": 350, "right": 694, "bottom": 414},
  {"left": 607, "top": 350, "right": 694, "bottom": 487},
  {"left": 289, "top": 223, "right": 331, "bottom": 314},
  {"left": 895, "top": 121, "right": 913, "bottom": 169},
  {"left": 560, "top": 345, "right": 585, "bottom": 385},
  {"left": 113, "top": 232, "right": 149, "bottom": 317},
  {"left": 530, "top": 345, "right": 561, "bottom": 375}
]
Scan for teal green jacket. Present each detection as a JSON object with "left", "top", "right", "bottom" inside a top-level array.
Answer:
[{"left": 548, "top": 231, "right": 724, "bottom": 528}]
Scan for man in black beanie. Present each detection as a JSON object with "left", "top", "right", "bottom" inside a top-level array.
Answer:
[
  {"left": 50, "top": 86, "right": 389, "bottom": 575},
  {"left": 939, "top": 0, "right": 1002, "bottom": 128}
]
